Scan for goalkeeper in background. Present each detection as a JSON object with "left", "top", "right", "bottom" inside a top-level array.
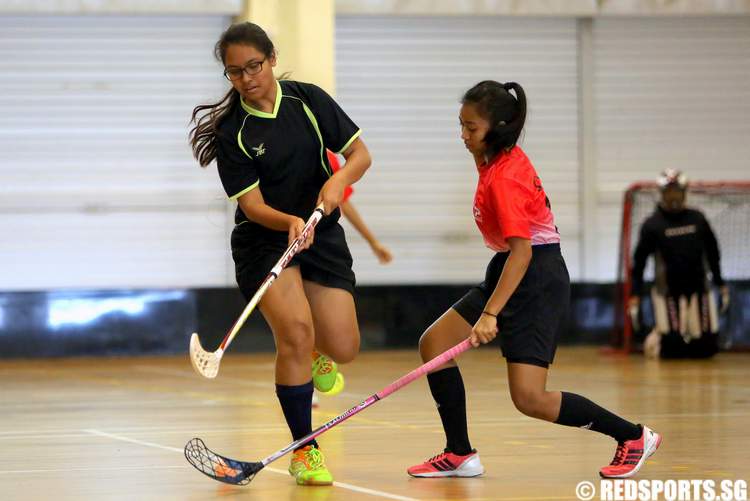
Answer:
[{"left": 630, "top": 169, "right": 730, "bottom": 358}]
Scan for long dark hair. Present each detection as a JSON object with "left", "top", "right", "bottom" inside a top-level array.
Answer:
[
  {"left": 189, "top": 22, "right": 276, "bottom": 167},
  {"left": 462, "top": 80, "right": 527, "bottom": 160}
]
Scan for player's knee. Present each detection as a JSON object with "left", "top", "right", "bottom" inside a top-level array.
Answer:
[
  {"left": 326, "top": 338, "right": 360, "bottom": 364},
  {"left": 511, "top": 388, "right": 547, "bottom": 419},
  {"left": 330, "top": 349, "right": 357, "bottom": 365},
  {"left": 418, "top": 329, "right": 437, "bottom": 361},
  {"left": 275, "top": 319, "right": 314, "bottom": 357}
]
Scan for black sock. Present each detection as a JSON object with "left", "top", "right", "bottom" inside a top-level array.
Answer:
[
  {"left": 276, "top": 381, "right": 318, "bottom": 450},
  {"left": 427, "top": 367, "right": 473, "bottom": 455},
  {"left": 555, "top": 392, "right": 641, "bottom": 442}
]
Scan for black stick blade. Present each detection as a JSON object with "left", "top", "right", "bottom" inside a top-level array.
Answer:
[{"left": 184, "top": 437, "right": 263, "bottom": 485}]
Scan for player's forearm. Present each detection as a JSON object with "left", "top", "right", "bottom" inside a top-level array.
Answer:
[
  {"left": 336, "top": 139, "right": 371, "bottom": 187},
  {"left": 238, "top": 193, "right": 295, "bottom": 232},
  {"left": 704, "top": 228, "right": 724, "bottom": 286},
  {"left": 484, "top": 240, "right": 532, "bottom": 315},
  {"left": 341, "top": 202, "right": 378, "bottom": 245},
  {"left": 631, "top": 246, "right": 650, "bottom": 296},
  {"left": 631, "top": 265, "right": 646, "bottom": 296},
  {"left": 708, "top": 260, "right": 724, "bottom": 286}
]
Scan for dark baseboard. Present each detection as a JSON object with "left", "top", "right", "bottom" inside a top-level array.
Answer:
[{"left": 0, "top": 282, "right": 748, "bottom": 358}]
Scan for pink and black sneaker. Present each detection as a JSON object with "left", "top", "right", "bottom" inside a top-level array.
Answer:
[
  {"left": 407, "top": 449, "right": 484, "bottom": 478},
  {"left": 600, "top": 425, "right": 662, "bottom": 478}
]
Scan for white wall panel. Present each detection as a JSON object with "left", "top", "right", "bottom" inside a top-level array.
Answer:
[
  {"left": 336, "top": 15, "right": 581, "bottom": 284},
  {"left": 593, "top": 17, "right": 750, "bottom": 281},
  {"left": 0, "top": 16, "right": 232, "bottom": 290},
  {"left": 0, "top": 1, "right": 240, "bottom": 15},
  {"left": 5, "top": 14, "right": 745, "bottom": 289}
]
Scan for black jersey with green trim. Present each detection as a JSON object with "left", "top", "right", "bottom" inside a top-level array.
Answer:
[{"left": 215, "top": 80, "right": 361, "bottom": 235}]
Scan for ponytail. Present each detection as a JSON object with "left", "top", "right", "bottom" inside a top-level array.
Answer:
[{"left": 501, "top": 82, "right": 526, "bottom": 139}]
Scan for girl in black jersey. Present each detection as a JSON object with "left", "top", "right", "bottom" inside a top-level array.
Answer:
[
  {"left": 189, "top": 22, "right": 371, "bottom": 486},
  {"left": 406, "top": 81, "right": 661, "bottom": 480}
]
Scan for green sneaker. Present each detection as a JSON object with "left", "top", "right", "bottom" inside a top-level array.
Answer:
[
  {"left": 312, "top": 353, "right": 344, "bottom": 394},
  {"left": 288, "top": 445, "right": 333, "bottom": 486}
]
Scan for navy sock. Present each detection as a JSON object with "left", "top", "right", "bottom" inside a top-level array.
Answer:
[
  {"left": 427, "top": 367, "right": 473, "bottom": 456},
  {"left": 555, "top": 392, "right": 641, "bottom": 442},
  {"left": 276, "top": 381, "right": 318, "bottom": 450}
]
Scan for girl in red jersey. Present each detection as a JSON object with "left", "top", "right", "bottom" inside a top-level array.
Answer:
[{"left": 406, "top": 81, "right": 661, "bottom": 480}]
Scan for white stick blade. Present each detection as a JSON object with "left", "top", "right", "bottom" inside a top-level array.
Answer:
[{"left": 190, "top": 333, "right": 220, "bottom": 379}]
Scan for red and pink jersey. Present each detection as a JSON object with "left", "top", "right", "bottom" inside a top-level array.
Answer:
[
  {"left": 326, "top": 150, "right": 353, "bottom": 202},
  {"left": 473, "top": 146, "right": 560, "bottom": 252}
]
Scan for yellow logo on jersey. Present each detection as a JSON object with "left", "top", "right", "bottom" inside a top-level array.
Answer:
[{"left": 252, "top": 143, "right": 266, "bottom": 157}]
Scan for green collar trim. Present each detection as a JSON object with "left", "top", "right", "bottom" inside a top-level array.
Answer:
[{"left": 240, "top": 80, "right": 282, "bottom": 118}]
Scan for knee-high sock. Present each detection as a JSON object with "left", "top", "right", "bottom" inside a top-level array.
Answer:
[
  {"left": 555, "top": 392, "right": 641, "bottom": 442},
  {"left": 276, "top": 381, "right": 318, "bottom": 450},
  {"left": 427, "top": 367, "right": 473, "bottom": 455}
]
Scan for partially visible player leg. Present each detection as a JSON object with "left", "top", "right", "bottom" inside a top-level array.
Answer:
[
  {"left": 258, "top": 267, "right": 332, "bottom": 486},
  {"left": 303, "top": 279, "right": 360, "bottom": 363},
  {"left": 303, "top": 279, "right": 359, "bottom": 395},
  {"left": 506, "top": 362, "right": 561, "bottom": 421},
  {"left": 408, "top": 309, "right": 485, "bottom": 478},
  {"left": 260, "top": 267, "right": 315, "bottom": 385},
  {"left": 506, "top": 362, "right": 661, "bottom": 479}
]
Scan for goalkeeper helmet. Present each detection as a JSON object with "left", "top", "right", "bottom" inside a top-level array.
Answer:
[{"left": 657, "top": 169, "right": 688, "bottom": 191}]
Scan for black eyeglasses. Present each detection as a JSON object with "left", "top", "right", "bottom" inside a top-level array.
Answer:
[{"left": 223, "top": 59, "right": 266, "bottom": 81}]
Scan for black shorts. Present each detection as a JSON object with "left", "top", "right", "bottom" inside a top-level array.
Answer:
[
  {"left": 231, "top": 222, "right": 355, "bottom": 301},
  {"left": 452, "top": 243, "right": 570, "bottom": 368}
]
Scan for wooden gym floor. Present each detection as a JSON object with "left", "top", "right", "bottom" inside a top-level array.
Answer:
[{"left": 1, "top": 346, "right": 748, "bottom": 500}]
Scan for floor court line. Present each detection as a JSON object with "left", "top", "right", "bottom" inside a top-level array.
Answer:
[{"left": 83, "top": 429, "right": 417, "bottom": 501}]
